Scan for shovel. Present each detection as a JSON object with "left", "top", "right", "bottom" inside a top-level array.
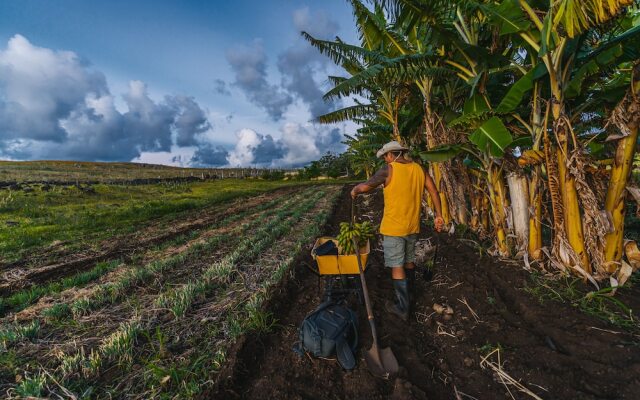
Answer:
[{"left": 351, "top": 201, "right": 398, "bottom": 378}]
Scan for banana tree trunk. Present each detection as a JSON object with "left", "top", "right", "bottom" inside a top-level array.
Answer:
[
  {"left": 487, "top": 165, "right": 509, "bottom": 256},
  {"left": 481, "top": 195, "right": 490, "bottom": 233},
  {"left": 528, "top": 168, "right": 543, "bottom": 260},
  {"left": 452, "top": 159, "right": 470, "bottom": 225},
  {"left": 507, "top": 172, "right": 529, "bottom": 252},
  {"left": 604, "top": 74, "right": 640, "bottom": 271},
  {"left": 431, "top": 163, "right": 451, "bottom": 224},
  {"left": 423, "top": 113, "right": 452, "bottom": 225},
  {"left": 470, "top": 190, "right": 480, "bottom": 231},
  {"left": 556, "top": 141, "right": 591, "bottom": 273}
]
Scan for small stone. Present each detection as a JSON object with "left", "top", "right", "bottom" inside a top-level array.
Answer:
[
  {"left": 456, "top": 330, "right": 465, "bottom": 337},
  {"left": 463, "top": 357, "right": 474, "bottom": 367},
  {"left": 443, "top": 314, "right": 453, "bottom": 321}
]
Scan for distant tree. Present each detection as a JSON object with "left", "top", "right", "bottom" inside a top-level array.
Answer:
[
  {"left": 260, "top": 169, "right": 285, "bottom": 180},
  {"left": 300, "top": 152, "right": 353, "bottom": 179}
]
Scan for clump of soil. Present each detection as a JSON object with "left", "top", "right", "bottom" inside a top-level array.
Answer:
[{"left": 213, "top": 186, "right": 640, "bottom": 399}]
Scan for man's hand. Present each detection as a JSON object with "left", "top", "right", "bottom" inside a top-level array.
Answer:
[
  {"left": 350, "top": 187, "right": 358, "bottom": 199},
  {"left": 434, "top": 216, "right": 445, "bottom": 232}
]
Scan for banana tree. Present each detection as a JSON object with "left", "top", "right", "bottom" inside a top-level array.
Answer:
[
  {"left": 512, "top": 0, "right": 638, "bottom": 277},
  {"left": 343, "top": 119, "right": 393, "bottom": 178},
  {"left": 306, "top": 0, "right": 465, "bottom": 224},
  {"left": 421, "top": 115, "right": 516, "bottom": 255}
]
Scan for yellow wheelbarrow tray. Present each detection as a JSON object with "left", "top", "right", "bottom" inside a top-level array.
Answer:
[{"left": 311, "top": 237, "right": 370, "bottom": 275}]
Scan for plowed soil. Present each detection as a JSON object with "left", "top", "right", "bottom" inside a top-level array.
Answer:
[{"left": 213, "top": 186, "right": 640, "bottom": 400}]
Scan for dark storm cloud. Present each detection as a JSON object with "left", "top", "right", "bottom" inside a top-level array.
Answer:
[
  {"left": 121, "top": 80, "right": 174, "bottom": 152},
  {"left": 226, "top": 40, "right": 293, "bottom": 121},
  {"left": 252, "top": 134, "right": 285, "bottom": 164},
  {"left": 277, "top": 8, "right": 341, "bottom": 119},
  {"left": 314, "top": 127, "right": 343, "bottom": 150},
  {"left": 0, "top": 35, "right": 215, "bottom": 163},
  {"left": 166, "top": 95, "right": 211, "bottom": 147},
  {"left": 277, "top": 47, "right": 338, "bottom": 118},
  {"left": 213, "top": 79, "right": 231, "bottom": 96},
  {"left": 191, "top": 144, "right": 229, "bottom": 166}
]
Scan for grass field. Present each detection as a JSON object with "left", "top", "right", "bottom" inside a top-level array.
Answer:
[
  {"left": 0, "top": 179, "right": 312, "bottom": 264},
  {"left": 0, "top": 160, "right": 286, "bottom": 183}
]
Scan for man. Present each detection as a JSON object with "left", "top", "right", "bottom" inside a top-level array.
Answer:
[{"left": 351, "top": 141, "right": 444, "bottom": 321}]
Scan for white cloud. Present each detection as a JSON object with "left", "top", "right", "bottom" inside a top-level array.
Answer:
[
  {"left": 0, "top": 34, "right": 108, "bottom": 141},
  {"left": 224, "top": 123, "right": 344, "bottom": 168},
  {"left": 133, "top": 146, "right": 198, "bottom": 167},
  {"left": 0, "top": 35, "right": 216, "bottom": 163}
]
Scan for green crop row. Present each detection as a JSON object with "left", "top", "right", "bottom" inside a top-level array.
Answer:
[
  {"left": 0, "top": 179, "right": 307, "bottom": 263},
  {"left": 1, "top": 188, "right": 308, "bottom": 318},
  {"left": 139, "top": 189, "right": 340, "bottom": 399},
  {"left": 157, "top": 190, "right": 326, "bottom": 318},
  {"left": 42, "top": 190, "right": 329, "bottom": 396},
  {"left": 54, "top": 188, "right": 316, "bottom": 321},
  {"left": 0, "top": 188, "right": 317, "bottom": 349},
  {"left": 0, "top": 260, "right": 122, "bottom": 316}
]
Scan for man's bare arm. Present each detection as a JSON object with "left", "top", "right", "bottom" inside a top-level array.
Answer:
[
  {"left": 351, "top": 183, "right": 375, "bottom": 198},
  {"left": 424, "top": 172, "right": 444, "bottom": 227},
  {"left": 424, "top": 173, "right": 445, "bottom": 232},
  {"left": 351, "top": 165, "right": 388, "bottom": 199}
]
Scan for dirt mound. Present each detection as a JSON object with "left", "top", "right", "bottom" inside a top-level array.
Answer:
[{"left": 212, "top": 186, "right": 640, "bottom": 400}]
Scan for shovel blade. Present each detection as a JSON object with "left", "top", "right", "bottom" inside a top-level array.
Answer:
[{"left": 364, "top": 345, "right": 399, "bottom": 379}]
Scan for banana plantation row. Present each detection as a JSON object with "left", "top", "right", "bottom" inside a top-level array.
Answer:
[{"left": 304, "top": 0, "right": 640, "bottom": 284}]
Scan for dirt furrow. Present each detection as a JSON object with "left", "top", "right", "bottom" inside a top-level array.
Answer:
[{"left": 214, "top": 186, "right": 640, "bottom": 400}]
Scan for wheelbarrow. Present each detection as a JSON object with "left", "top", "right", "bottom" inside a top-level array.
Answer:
[{"left": 311, "top": 237, "right": 370, "bottom": 303}]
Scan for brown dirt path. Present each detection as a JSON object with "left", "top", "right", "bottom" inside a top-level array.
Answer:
[{"left": 213, "top": 186, "right": 640, "bottom": 400}]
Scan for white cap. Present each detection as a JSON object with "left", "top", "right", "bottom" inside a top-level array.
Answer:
[{"left": 376, "top": 141, "right": 408, "bottom": 158}]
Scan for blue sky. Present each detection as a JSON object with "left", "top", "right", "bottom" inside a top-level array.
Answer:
[{"left": 0, "top": 0, "right": 359, "bottom": 167}]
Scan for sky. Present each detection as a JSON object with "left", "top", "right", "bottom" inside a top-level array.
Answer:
[{"left": 0, "top": 0, "right": 359, "bottom": 168}]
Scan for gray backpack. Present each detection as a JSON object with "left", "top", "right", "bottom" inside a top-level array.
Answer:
[{"left": 293, "top": 301, "right": 358, "bottom": 370}]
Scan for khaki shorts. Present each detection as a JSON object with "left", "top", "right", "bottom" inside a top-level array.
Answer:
[{"left": 383, "top": 234, "right": 418, "bottom": 268}]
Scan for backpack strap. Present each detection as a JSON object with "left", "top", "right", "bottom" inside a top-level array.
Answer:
[
  {"left": 332, "top": 306, "right": 359, "bottom": 370},
  {"left": 336, "top": 339, "right": 356, "bottom": 370}
]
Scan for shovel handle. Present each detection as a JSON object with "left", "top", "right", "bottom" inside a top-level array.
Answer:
[
  {"left": 353, "top": 234, "right": 380, "bottom": 350},
  {"left": 351, "top": 199, "right": 355, "bottom": 226}
]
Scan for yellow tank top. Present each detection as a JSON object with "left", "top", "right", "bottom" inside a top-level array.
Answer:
[{"left": 380, "top": 162, "right": 425, "bottom": 236}]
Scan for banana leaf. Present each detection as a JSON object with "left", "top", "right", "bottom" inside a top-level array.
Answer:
[
  {"left": 418, "top": 144, "right": 464, "bottom": 162},
  {"left": 469, "top": 117, "right": 513, "bottom": 157}
]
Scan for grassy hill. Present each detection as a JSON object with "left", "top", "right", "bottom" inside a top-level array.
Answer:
[{"left": 0, "top": 160, "right": 291, "bottom": 184}]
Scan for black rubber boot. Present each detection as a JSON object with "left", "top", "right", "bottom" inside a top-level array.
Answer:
[
  {"left": 385, "top": 279, "right": 410, "bottom": 321},
  {"left": 405, "top": 268, "right": 416, "bottom": 298}
]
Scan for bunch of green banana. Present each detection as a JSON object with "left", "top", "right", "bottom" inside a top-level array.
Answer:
[{"left": 337, "top": 221, "right": 375, "bottom": 254}]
